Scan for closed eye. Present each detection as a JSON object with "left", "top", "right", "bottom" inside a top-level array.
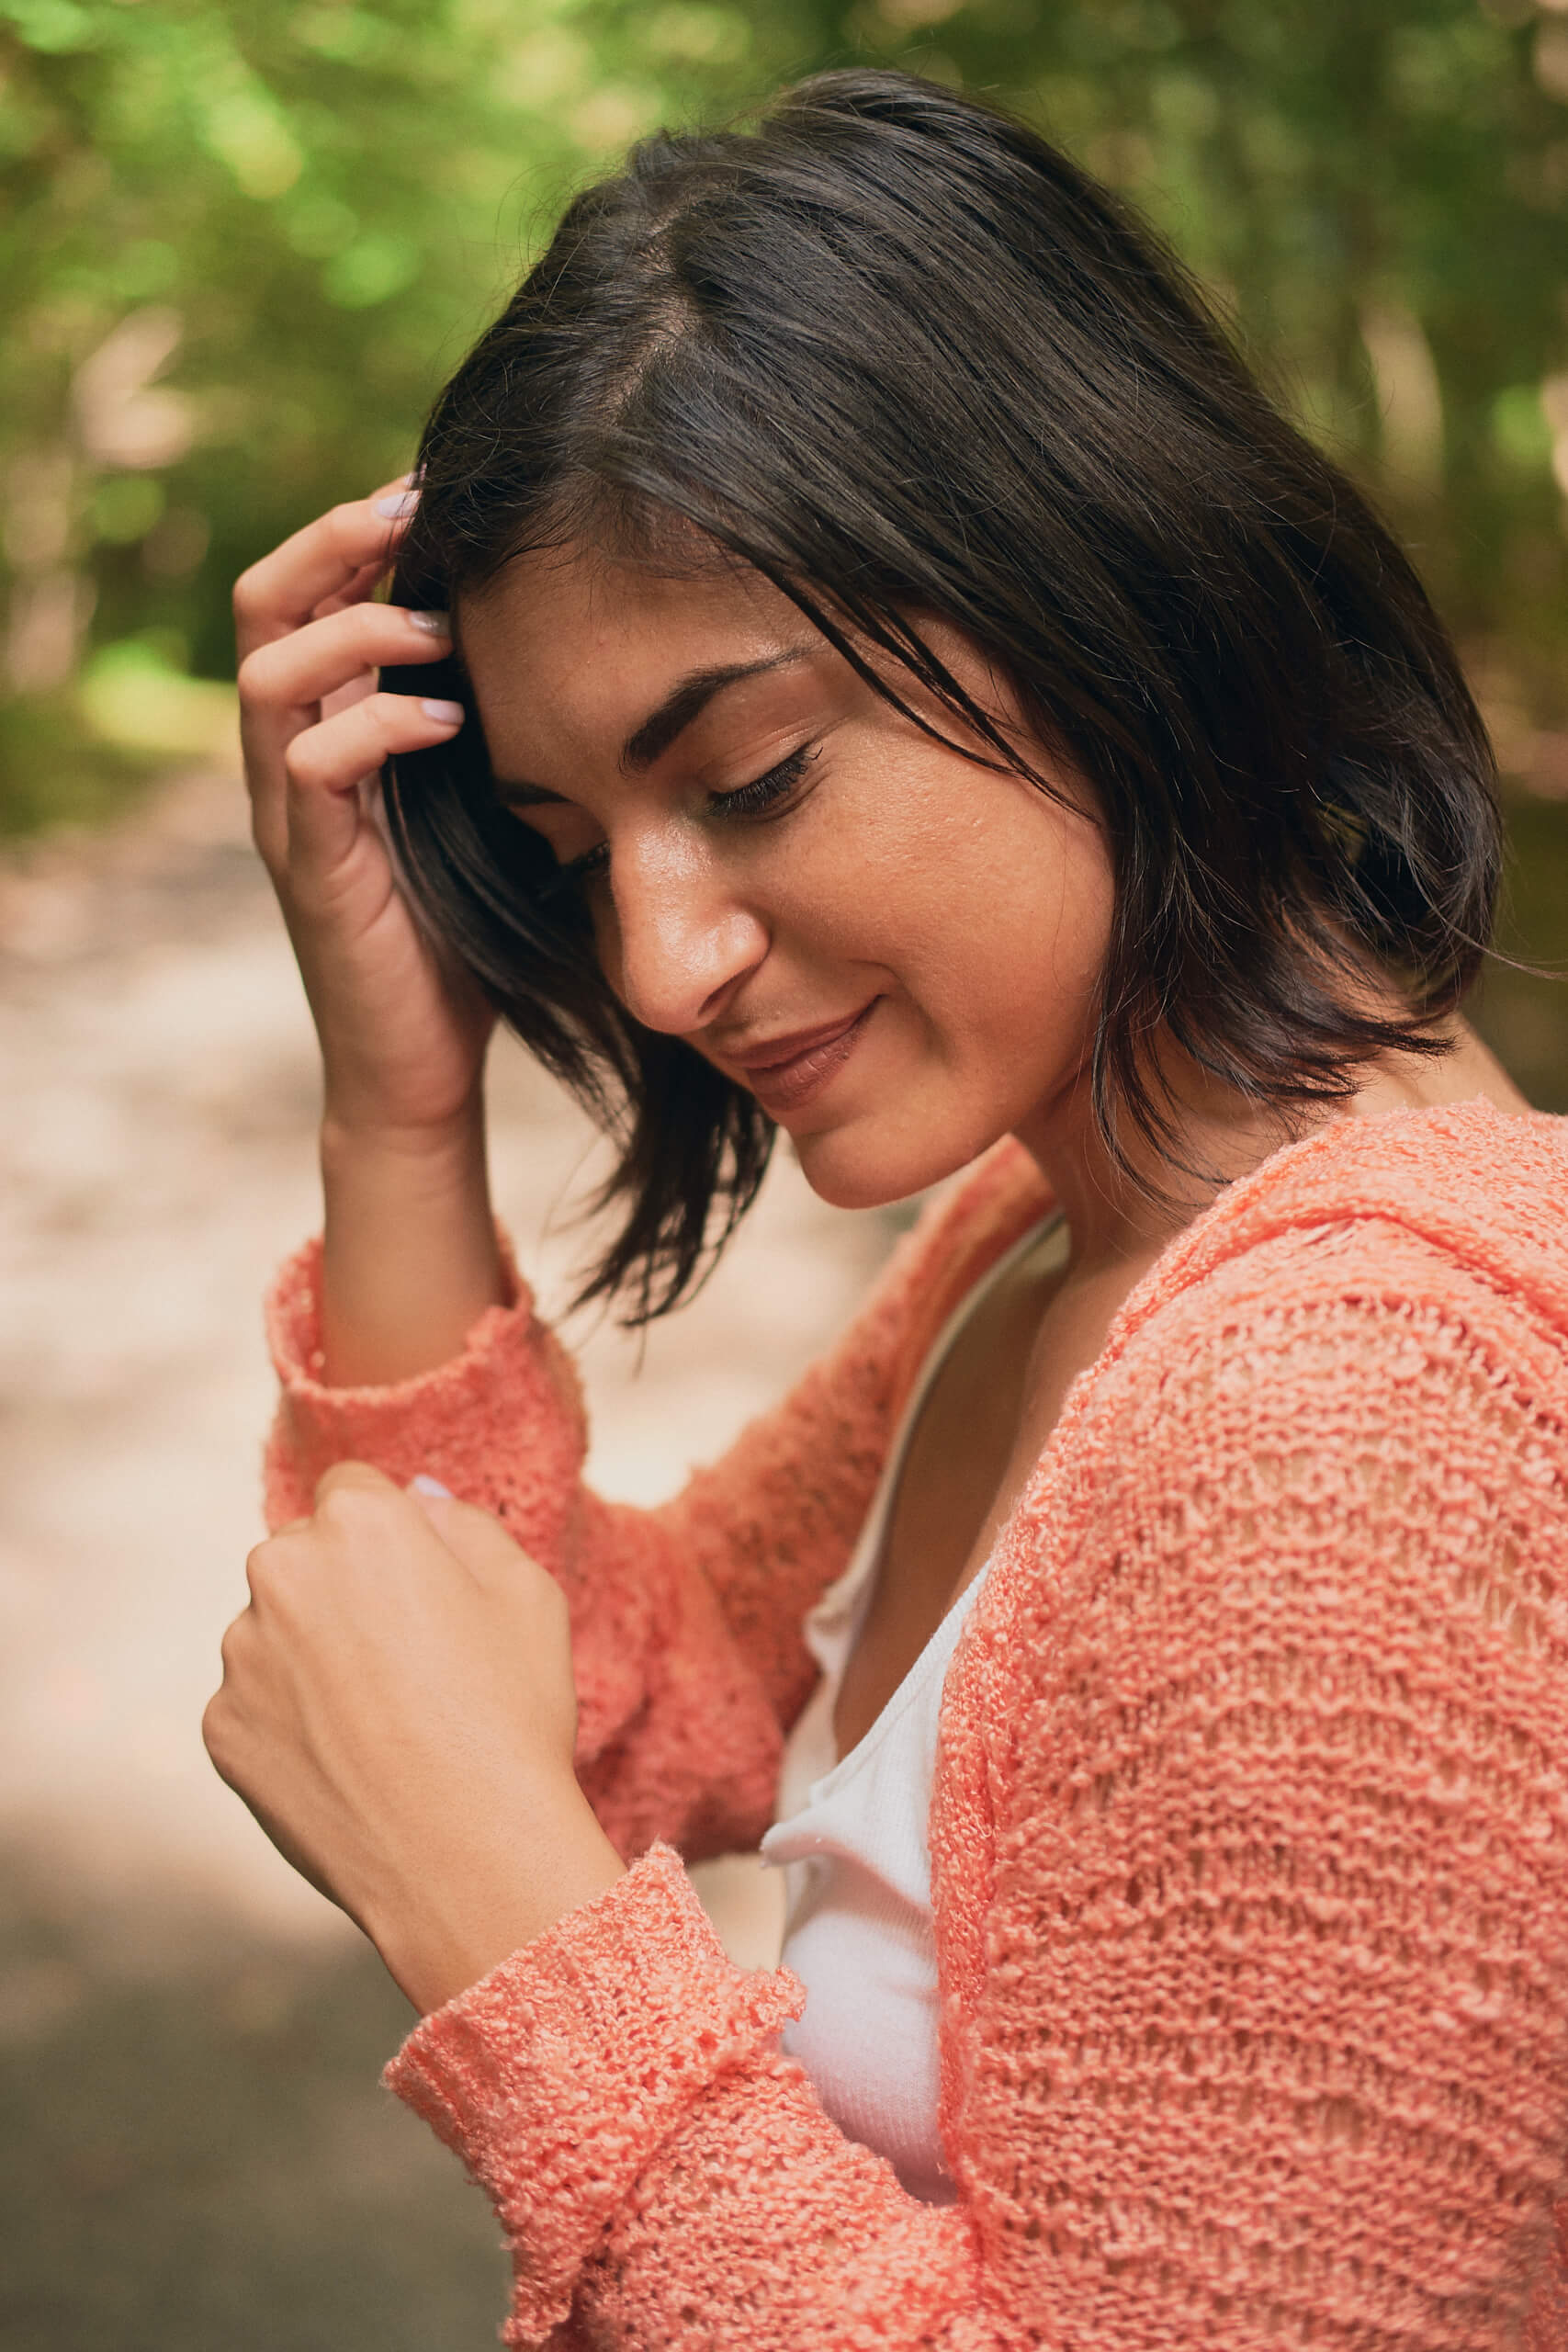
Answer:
[
  {"left": 708, "top": 741, "right": 818, "bottom": 822},
  {"left": 536, "top": 742, "right": 820, "bottom": 902}
]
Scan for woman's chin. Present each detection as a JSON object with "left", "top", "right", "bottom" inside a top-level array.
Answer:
[{"left": 786, "top": 1113, "right": 992, "bottom": 1216}]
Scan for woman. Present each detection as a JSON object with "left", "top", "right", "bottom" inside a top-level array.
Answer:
[{"left": 207, "top": 69, "right": 1568, "bottom": 2350}]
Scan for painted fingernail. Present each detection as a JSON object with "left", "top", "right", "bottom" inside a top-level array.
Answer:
[
  {"left": 407, "top": 608, "right": 451, "bottom": 637},
  {"left": 375, "top": 489, "right": 420, "bottom": 519},
  {"left": 421, "top": 698, "right": 464, "bottom": 725},
  {"left": 410, "top": 1474, "right": 453, "bottom": 1498}
]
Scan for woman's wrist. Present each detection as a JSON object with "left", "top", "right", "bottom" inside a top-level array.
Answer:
[
  {"left": 319, "top": 1095, "right": 511, "bottom": 1385},
  {"left": 319, "top": 1087, "right": 491, "bottom": 1170},
  {"left": 367, "top": 1788, "right": 628, "bottom": 2017}
]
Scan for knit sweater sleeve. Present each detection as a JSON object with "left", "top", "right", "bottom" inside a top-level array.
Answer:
[
  {"left": 261, "top": 1144, "right": 1045, "bottom": 1862},
  {"left": 385, "top": 1237, "right": 1568, "bottom": 2351}
]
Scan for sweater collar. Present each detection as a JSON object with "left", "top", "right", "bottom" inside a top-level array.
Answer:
[
  {"left": 895, "top": 1096, "right": 1568, "bottom": 1440},
  {"left": 1130, "top": 1095, "right": 1568, "bottom": 1340},
  {"left": 967, "top": 1094, "right": 1568, "bottom": 1352}
]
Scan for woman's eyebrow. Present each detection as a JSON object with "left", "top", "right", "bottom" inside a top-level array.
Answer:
[
  {"left": 492, "top": 645, "right": 814, "bottom": 805},
  {"left": 622, "top": 648, "right": 812, "bottom": 772}
]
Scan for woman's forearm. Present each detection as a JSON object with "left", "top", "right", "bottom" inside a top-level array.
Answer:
[{"left": 319, "top": 1102, "right": 509, "bottom": 1386}]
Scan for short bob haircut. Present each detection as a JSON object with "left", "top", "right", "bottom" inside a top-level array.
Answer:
[{"left": 383, "top": 67, "right": 1501, "bottom": 1323}]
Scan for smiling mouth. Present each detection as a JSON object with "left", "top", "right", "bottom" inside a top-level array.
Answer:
[{"left": 728, "top": 1002, "right": 877, "bottom": 1112}]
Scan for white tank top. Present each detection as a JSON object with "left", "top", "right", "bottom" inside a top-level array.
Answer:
[{"left": 759, "top": 1208, "right": 1066, "bottom": 2204}]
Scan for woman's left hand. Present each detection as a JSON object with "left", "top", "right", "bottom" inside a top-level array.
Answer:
[{"left": 202, "top": 1464, "right": 626, "bottom": 2013}]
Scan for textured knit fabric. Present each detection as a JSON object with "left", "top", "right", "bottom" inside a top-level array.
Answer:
[
  {"left": 263, "top": 1098, "right": 1568, "bottom": 2352},
  {"left": 760, "top": 1209, "right": 1067, "bottom": 2205}
]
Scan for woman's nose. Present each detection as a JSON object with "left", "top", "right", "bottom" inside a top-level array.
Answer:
[{"left": 602, "top": 833, "right": 768, "bottom": 1035}]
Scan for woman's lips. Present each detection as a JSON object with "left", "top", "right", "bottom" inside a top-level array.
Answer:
[{"left": 731, "top": 1002, "right": 876, "bottom": 1113}]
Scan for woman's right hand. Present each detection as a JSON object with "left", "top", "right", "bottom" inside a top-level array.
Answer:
[{"left": 234, "top": 479, "right": 494, "bottom": 1146}]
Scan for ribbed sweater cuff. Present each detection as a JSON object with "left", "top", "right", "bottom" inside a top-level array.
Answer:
[
  {"left": 265, "top": 1224, "right": 531, "bottom": 1399},
  {"left": 382, "top": 1843, "right": 807, "bottom": 2343},
  {"left": 262, "top": 1227, "right": 592, "bottom": 1565}
]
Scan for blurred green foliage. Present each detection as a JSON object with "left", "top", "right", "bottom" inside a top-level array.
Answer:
[{"left": 2, "top": 0, "right": 1566, "bottom": 831}]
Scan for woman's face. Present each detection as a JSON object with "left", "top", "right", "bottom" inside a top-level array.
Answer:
[{"left": 459, "top": 542, "right": 1114, "bottom": 1211}]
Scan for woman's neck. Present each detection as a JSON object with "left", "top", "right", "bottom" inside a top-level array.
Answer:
[{"left": 1012, "top": 1012, "right": 1532, "bottom": 1283}]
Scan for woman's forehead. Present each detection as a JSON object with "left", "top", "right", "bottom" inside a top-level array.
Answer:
[
  {"left": 457, "top": 544, "right": 830, "bottom": 779},
  {"left": 463, "top": 541, "right": 805, "bottom": 683}
]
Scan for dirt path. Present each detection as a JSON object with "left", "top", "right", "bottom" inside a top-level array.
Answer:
[
  {"left": 0, "top": 763, "right": 892, "bottom": 1968},
  {"left": 0, "top": 763, "right": 888, "bottom": 2346}
]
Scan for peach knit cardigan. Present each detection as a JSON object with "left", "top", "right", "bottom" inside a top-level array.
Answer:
[{"left": 263, "top": 1098, "right": 1568, "bottom": 2352}]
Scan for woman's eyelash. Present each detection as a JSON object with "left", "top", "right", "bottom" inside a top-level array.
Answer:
[
  {"left": 557, "top": 841, "right": 609, "bottom": 888},
  {"left": 541, "top": 743, "right": 818, "bottom": 898},
  {"left": 709, "top": 741, "right": 818, "bottom": 821}
]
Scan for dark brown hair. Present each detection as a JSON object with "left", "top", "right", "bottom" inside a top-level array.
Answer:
[{"left": 382, "top": 67, "right": 1501, "bottom": 1321}]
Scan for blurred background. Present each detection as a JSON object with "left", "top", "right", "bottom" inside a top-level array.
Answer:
[{"left": 2, "top": 1, "right": 1566, "bottom": 2344}]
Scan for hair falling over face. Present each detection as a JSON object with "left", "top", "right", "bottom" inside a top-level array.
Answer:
[{"left": 378, "top": 67, "right": 1501, "bottom": 1323}]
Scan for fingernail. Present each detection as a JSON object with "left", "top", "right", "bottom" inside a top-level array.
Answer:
[
  {"left": 375, "top": 490, "right": 420, "bottom": 519},
  {"left": 421, "top": 698, "right": 464, "bottom": 725},
  {"left": 410, "top": 1474, "right": 453, "bottom": 1498},
  {"left": 407, "top": 609, "right": 451, "bottom": 637}
]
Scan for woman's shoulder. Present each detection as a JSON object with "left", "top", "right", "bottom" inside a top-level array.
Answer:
[
  {"left": 976, "top": 1101, "right": 1568, "bottom": 1715},
  {"left": 1048, "top": 1101, "right": 1568, "bottom": 1526},
  {"left": 847, "top": 1096, "right": 1568, "bottom": 1488},
  {"left": 1118, "top": 1094, "right": 1568, "bottom": 1363}
]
